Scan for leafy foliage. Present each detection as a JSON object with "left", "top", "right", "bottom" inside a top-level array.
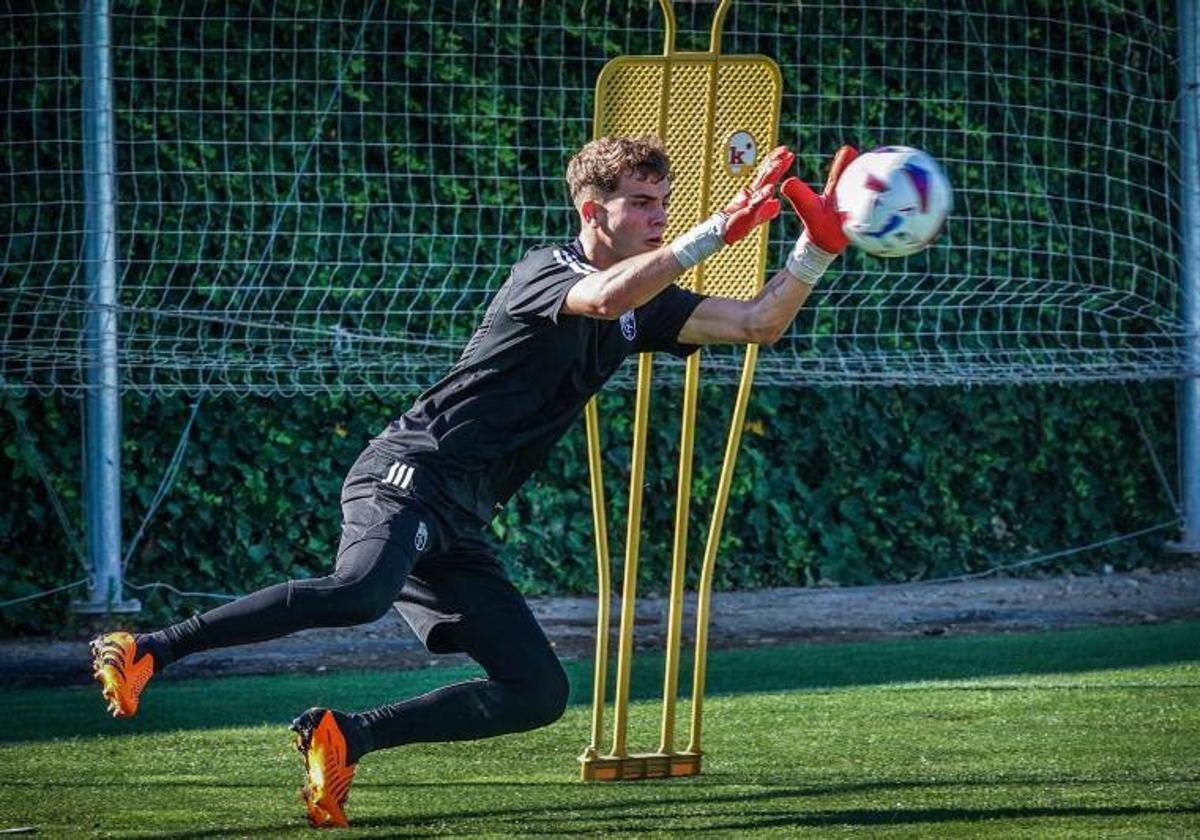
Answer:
[{"left": 0, "top": 378, "right": 1178, "bottom": 635}]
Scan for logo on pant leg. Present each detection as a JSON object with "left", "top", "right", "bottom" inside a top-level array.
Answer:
[{"left": 415, "top": 520, "right": 429, "bottom": 552}]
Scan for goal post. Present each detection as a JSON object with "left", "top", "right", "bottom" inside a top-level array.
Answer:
[
  {"left": 1169, "top": 0, "right": 1200, "bottom": 555},
  {"left": 75, "top": 0, "right": 138, "bottom": 614}
]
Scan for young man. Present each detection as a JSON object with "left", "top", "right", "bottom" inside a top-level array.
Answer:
[{"left": 91, "top": 136, "right": 857, "bottom": 827}]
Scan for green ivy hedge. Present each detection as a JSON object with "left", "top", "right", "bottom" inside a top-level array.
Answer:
[{"left": 0, "top": 379, "right": 1178, "bottom": 635}]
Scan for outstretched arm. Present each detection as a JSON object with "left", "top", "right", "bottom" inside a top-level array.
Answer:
[
  {"left": 675, "top": 267, "right": 816, "bottom": 346},
  {"left": 562, "top": 243, "right": 700, "bottom": 320},
  {"left": 677, "top": 146, "right": 858, "bottom": 346},
  {"left": 562, "top": 147, "right": 793, "bottom": 319}
]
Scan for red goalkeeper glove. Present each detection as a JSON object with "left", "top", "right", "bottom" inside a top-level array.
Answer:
[
  {"left": 779, "top": 145, "right": 858, "bottom": 286},
  {"left": 721, "top": 144, "right": 793, "bottom": 243},
  {"left": 671, "top": 145, "right": 794, "bottom": 269}
]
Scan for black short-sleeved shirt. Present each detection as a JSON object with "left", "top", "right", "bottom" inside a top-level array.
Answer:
[{"left": 370, "top": 240, "right": 707, "bottom": 528}]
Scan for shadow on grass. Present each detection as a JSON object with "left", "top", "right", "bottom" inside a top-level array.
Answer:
[
  {"left": 615, "top": 620, "right": 1200, "bottom": 703},
  {"left": 15, "top": 776, "right": 1200, "bottom": 835},
  {"left": 9, "top": 775, "right": 1200, "bottom": 792},
  {"left": 137, "top": 793, "right": 1200, "bottom": 839},
  {"left": 355, "top": 804, "right": 1200, "bottom": 837},
  {"left": 4, "top": 620, "right": 1198, "bottom": 743}
]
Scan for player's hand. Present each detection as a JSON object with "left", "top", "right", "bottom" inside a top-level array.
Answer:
[
  {"left": 720, "top": 184, "right": 779, "bottom": 245},
  {"left": 719, "top": 145, "right": 794, "bottom": 245},
  {"left": 670, "top": 146, "right": 793, "bottom": 269},
  {"left": 780, "top": 145, "right": 858, "bottom": 253},
  {"left": 749, "top": 145, "right": 796, "bottom": 193}
]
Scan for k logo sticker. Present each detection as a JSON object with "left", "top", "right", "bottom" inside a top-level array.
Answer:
[
  {"left": 725, "top": 130, "right": 757, "bottom": 177},
  {"left": 619, "top": 310, "right": 637, "bottom": 342},
  {"left": 414, "top": 520, "right": 429, "bottom": 552}
]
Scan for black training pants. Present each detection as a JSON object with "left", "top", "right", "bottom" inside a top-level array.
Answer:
[{"left": 159, "top": 447, "right": 568, "bottom": 752}]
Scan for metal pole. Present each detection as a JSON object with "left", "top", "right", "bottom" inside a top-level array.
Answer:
[
  {"left": 1168, "top": 0, "right": 1200, "bottom": 555},
  {"left": 75, "top": 0, "right": 138, "bottom": 613},
  {"left": 580, "top": 397, "right": 612, "bottom": 770}
]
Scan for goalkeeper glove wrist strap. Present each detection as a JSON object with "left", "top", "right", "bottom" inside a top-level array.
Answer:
[
  {"left": 670, "top": 212, "right": 729, "bottom": 269},
  {"left": 785, "top": 233, "right": 837, "bottom": 287}
]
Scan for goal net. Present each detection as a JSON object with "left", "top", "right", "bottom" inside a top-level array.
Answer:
[{"left": 1, "top": 1, "right": 1188, "bottom": 394}]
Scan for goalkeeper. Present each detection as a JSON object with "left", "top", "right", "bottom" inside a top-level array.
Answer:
[{"left": 91, "top": 136, "right": 857, "bottom": 828}]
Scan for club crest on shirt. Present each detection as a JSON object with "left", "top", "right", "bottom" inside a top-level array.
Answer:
[
  {"left": 619, "top": 310, "right": 637, "bottom": 342},
  {"left": 415, "top": 520, "right": 429, "bottom": 552}
]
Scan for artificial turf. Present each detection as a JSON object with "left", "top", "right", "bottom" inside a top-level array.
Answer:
[{"left": 3, "top": 621, "right": 1198, "bottom": 837}]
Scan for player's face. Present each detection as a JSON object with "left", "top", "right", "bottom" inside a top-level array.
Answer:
[{"left": 599, "top": 173, "right": 671, "bottom": 259}]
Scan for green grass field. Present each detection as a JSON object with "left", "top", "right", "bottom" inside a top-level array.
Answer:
[{"left": 4, "top": 622, "right": 1198, "bottom": 837}]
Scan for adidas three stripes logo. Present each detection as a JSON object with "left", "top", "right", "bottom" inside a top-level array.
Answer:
[{"left": 383, "top": 461, "right": 414, "bottom": 490}]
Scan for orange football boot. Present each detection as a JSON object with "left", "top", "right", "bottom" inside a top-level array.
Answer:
[
  {"left": 292, "top": 709, "right": 357, "bottom": 828},
  {"left": 90, "top": 631, "right": 156, "bottom": 718}
]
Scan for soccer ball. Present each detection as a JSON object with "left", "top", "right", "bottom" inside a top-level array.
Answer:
[{"left": 835, "top": 146, "right": 952, "bottom": 258}]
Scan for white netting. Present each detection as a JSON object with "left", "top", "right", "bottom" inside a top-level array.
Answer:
[{"left": 0, "top": 1, "right": 1189, "bottom": 394}]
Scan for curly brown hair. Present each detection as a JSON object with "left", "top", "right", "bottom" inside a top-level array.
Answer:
[{"left": 565, "top": 136, "right": 671, "bottom": 204}]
